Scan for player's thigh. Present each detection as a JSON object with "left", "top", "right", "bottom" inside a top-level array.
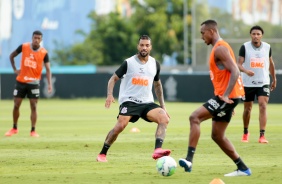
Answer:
[
  {"left": 211, "top": 120, "right": 228, "bottom": 138},
  {"left": 190, "top": 105, "right": 213, "bottom": 122},
  {"left": 146, "top": 107, "right": 168, "bottom": 123},
  {"left": 116, "top": 115, "right": 131, "bottom": 128}
]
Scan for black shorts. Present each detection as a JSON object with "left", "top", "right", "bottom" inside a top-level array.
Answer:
[
  {"left": 13, "top": 81, "right": 40, "bottom": 99},
  {"left": 203, "top": 96, "right": 239, "bottom": 122},
  {"left": 118, "top": 101, "right": 161, "bottom": 123},
  {"left": 243, "top": 85, "right": 270, "bottom": 102}
]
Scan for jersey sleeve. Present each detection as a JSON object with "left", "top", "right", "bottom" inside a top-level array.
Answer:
[
  {"left": 44, "top": 53, "right": 49, "bottom": 63},
  {"left": 238, "top": 45, "right": 245, "bottom": 57},
  {"left": 154, "top": 61, "right": 161, "bottom": 81},
  {"left": 115, "top": 60, "right": 127, "bottom": 78},
  {"left": 16, "top": 45, "right": 22, "bottom": 53},
  {"left": 269, "top": 47, "right": 272, "bottom": 57}
]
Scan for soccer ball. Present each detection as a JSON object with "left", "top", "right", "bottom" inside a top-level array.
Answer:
[{"left": 156, "top": 156, "right": 177, "bottom": 176}]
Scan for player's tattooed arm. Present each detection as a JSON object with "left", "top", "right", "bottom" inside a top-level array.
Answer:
[{"left": 153, "top": 80, "right": 165, "bottom": 108}]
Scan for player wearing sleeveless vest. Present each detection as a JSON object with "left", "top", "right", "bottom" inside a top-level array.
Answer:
[
  {"left": 237, "top": 25, "right": 277, "bottom": 144},
  {"left": 96, "top": 35, "right": 171, "bottom": 162},
  {"left": 4, "top": 30, "right": 52, "bottom": 137},
  {"left": 179, "top": 20, "right": 251, "bottom": 177}
]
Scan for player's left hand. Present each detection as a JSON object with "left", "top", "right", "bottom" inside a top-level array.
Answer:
[
  {"left": 219, "top": 95, "right": 234, "bottom": 104},
  {"left": 105, "top": 94, "right": 115, "bottom": 109},
  {"left": 48, "top": 85, "right": 52, "bottom": 93},
  {"left": 232, "top": 110, "right": 235, "bottom": 116},
  {"left": 270, "top": 80, "right": 277, "bottom": 91}
]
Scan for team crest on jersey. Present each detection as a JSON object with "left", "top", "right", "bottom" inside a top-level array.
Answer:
[{"left": 121, "top": 107, "right": 128, "bottom": 114}]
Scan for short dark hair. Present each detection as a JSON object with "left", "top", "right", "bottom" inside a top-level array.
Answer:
[
  {"left": 139, "top": 35, "right": 151, "bottom": 42},
  {"left": 33, "top": 30, "right": 43, "bottom": 37},
  {"left": 201, "top": 19, "right": 217, "bottom": 27},
  {"left": 250, "top": 25, "right": 264, "bottom": 34}
]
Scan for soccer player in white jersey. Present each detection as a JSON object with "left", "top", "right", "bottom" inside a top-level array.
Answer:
[
  {"left": 237, "top": 25, "right": 277, "bottom": 143},
  {"left": 96, "top": 35, "right": 171, "bottom": 162}
]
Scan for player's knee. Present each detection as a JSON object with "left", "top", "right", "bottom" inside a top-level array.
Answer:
[
  {"left": 158, "top": 115, "right": 169, "bottom": 125},
  {"left": 211, "top": 133, "right": 223, "bottom": 143},
  {"left": 244, "top": 107, "right": 252, "bottom": 114},
  {"left": 13, "top": 104, "right": 20, "bottom": 110},
  {"left": 189, "top": 114, "right": 199, "bottom": 125}
]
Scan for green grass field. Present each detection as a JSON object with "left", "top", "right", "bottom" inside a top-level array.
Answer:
[{"left": 0, "top": 98, "right": 281, "bottom": 184}]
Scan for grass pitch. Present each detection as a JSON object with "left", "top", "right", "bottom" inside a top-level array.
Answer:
[{"left": 0, "top": 98, "right": 281, "bottom": 184}]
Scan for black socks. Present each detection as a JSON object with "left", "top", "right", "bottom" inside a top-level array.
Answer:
[
  {"left": 244, "top": 128, "right": 248, "bottom": 134},
  {"left": 155, "top": 138, "right": 163, "bottom": 149},
  {"left": 260, "top": 130, "right": 265, "bottom": 137},
  {"left": 234, "top": 157, "right": 248, "bottom": 171},
  {"left": 186, "top": 146, "right": 196, "bottom": 162},
  {"left": 100, "top": 143, "right": 111, "bottom": 155}
]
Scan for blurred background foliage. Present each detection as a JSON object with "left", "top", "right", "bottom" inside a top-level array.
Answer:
[{"left": 52, "top": 0, "right": 282, "bottom": 69}]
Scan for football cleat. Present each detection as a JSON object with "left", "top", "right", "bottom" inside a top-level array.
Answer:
[
  {"left": 152, "top": 148, "right": 171, "bottom": 160},
  {"left": 241, "top": 133, "right": 250, "bottom": 142},
  {"left": 224, "top": 168, "right": 251, "bottom": 177},
  {"left": 30, "top": 131, "right": 40, "bottom": 137},
  {"left": 179, "top": 158, "right": 192, "bottom": 172},
  {"left": 96, "top": 154, "right": 108, "bottom": 162},
  {"left": 258, "top": 136, "right": 268, "bottom": 143},
  {"left": 5, "top": 128, "right": 18, "bottom": 136}
]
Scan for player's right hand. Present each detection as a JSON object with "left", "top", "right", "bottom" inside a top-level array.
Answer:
[
  {"left": 14, "top": 69, "right": 20, "bottom": 75},
  {"left": 105, "top": 95, "right": 115, "bottom": 109},
  {"left": 246, "top": 70, "right": 254, "bottom": 76}
]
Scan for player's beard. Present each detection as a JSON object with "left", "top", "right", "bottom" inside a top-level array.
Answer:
[{"left": 139, "top": 50, "right": 148, "bottom": 57}]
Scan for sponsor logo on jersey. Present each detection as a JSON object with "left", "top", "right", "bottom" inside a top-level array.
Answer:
[
  {"left": 24, "top": 76, "right": 39, "bottom": 81},
  {"left": 129, "top": 96, "right": 142, "bottom": 103},
  {"left": 24, "top": 57, "right": 37, "bottom": 69},
  {"left": 132, "top": 77, "right": 148, "bottom": 86},
  {"left": 250, "top": 57, "right": 264, "bottom": 68}
]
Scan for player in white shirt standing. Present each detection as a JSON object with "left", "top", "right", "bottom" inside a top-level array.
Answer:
[
  {"left": 96, "top": 35, "right": 171, "bottom": 162},
  {"left": 237, "top": 25, "right": 277, "bottom": 144}
]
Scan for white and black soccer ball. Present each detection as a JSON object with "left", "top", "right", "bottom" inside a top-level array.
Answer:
[{"left": 156, "top": 156, "right": 177, "bottom": 176}]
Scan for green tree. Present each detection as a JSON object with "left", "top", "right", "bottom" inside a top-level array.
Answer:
[
  {"left": 131, "top": 0, "right": 186, "bottom": 63},
  {"left": 52, "top": 0, "right": 188, "bottom": 65},
  {"left": 52, "top": 12, "right": 139, "bottom": 65}
]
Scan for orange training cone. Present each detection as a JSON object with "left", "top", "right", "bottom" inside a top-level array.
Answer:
[
  {"left": 130, "top": 127, "right": 140, "bottom": 133},
  {"left": 209, "top": 178, "right": 225, "bottom": 184}
]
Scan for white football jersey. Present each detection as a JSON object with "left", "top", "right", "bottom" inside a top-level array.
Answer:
[
  {"left": 118, "top": 55, "right": 159, "bottom": 104},
  {"left": 241, "top": 41, "right": 271, "bottom": 87}
]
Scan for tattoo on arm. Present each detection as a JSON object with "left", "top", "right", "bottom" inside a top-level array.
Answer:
[
  {"left": 107, "top": 74, "right": 119, "bottom": 95},
  {"left": 154, "top": 80, "right": 165, "bottom": 107}
]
